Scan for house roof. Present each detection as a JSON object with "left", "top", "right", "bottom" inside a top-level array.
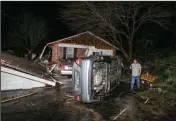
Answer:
[
  {"left": 47, "top": 31, "right": 119, "bottom": 50},
  {"left": 1, "top": 53, "right": 54, "bottom": 82}
]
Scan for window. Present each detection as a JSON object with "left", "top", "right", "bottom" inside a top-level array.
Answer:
[
  {"left": 66, "top": 47, "right": 74, "bottom": 58},
  {"left": 63, "top": 47, "right": 77, "bottom": 59}
]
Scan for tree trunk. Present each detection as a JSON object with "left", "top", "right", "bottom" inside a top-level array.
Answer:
[
  {"left": 172, "top": 4, "right": 176, "bottom": 49},
  {"left": 172, "top": 30, "right": 176, "bottom": 49},
  {"left": 129, "top": 42, "right": 133, "bottom": 61},
  {"left": 122, "top": 51, "right": 130, "bottom": 61}
]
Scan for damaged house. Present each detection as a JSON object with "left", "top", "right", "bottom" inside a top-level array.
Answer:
[{"left": 40, "top": 31, "right": 119, "bottom": 63}]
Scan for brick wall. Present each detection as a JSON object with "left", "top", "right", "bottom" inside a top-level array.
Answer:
[
  {"left": 58, "top": 47, "right": 63, "bottom": 62},
  {"left": 51, "top": 44, "right": 58, "bottom": 62},
  {"left": 76, "top": 48, "right": 87, "bottom": 58},
  {"left": 52, "top": 45, "right": 100, "bottom": 62},
  {"left": 51, "top": 44, "right": 63, "bottom": 63}
]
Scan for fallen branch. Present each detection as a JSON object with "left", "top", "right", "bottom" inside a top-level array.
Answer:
[
  {"left": 1, "top": 92, "right": 37, "bottom": 103},
  {"left": 140, "top": 96, "right": 146, "bottom": 99},
  {"left": 144, "top": 98, "right": 150, "bottom": 104},
  {"left": 112, "top": 108, "right": 127, "bottom": 120}
]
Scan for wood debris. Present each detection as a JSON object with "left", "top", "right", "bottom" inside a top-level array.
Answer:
[
  {"left": 144, "top": 98, "right": 150, "bottom": 104},
  {"left": 112, "top": 108, "right": 127, "bottom": 120}
]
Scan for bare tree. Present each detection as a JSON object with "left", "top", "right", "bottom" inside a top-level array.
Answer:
[
  {"left": 60, "top": 2, "right": 171, "bottom": 60},
  {"left": 9, "top": 13, "right": 49, "bottom": 57},
  {"left": 172, "top": 4, "right": 176, "bottom": 49}
]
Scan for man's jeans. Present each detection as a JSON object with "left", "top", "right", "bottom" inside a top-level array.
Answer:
[{"left": 131, "top": 76, "right": 140, "bottom": 90}]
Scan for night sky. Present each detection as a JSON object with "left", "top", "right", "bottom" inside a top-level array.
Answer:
[
  {"left": 2, "top": 2, "right": 72, "bottom": 53},
  {"left": 1, "top": 1, "right": 176, "bottom": 55}
]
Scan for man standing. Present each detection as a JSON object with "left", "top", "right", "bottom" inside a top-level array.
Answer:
[{"left": 130, "top": 59, "right": 142, "bottom": 90}]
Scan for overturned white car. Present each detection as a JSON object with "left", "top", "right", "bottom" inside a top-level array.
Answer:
[{"left": 72, "top": 55, "right": 123, "bottom": 103}]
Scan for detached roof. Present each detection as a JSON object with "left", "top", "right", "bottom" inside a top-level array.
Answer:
[
  {"left": 47, "top": 31, "right": 119, "bottom": 50},
  {"left": 1, "top": 53, "right": 53, "bottom": 81}
]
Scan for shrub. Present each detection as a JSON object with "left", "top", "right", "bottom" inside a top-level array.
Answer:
[{"left": 153, "top": 56, "right": 176, "bottom": 92}]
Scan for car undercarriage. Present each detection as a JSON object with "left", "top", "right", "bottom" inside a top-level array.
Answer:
[{"left": 72, "top": 55, "right": 123, "bottom": 103}]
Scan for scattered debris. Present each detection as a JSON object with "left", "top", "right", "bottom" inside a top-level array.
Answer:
[
  {"left": 140, "top": 96, "right": 146, "bottom": 99},
  {"left": 157, "top": 88, "right": 162, "bottom": 92},
  {"left": 70, "top": 103, "right": 102, "bottom": 121},
  {"left": 112, "top": 108, "right": 127, "bottom": 120},
  {"left": 1, "top": 53, "right": 56, "bottom": 83},
  {"left": 1, "top": 92, "right": 37, "bottom": 103},
  {"left": 144, "top": 98, "right": 150, "bottom": 104},
  {"left": 141, "top": 72, "right": 157, "bottom": 83},
  {"left": 65, "top": 94, "right": 74, "bottom": 98}
]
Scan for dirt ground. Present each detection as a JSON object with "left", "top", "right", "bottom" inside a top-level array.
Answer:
[
  {"left": 2, "top": 76, "right": 134, "bottom": 121},
  {"left": 2, "top": 76, "right": 175, "bottom": 121}
]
